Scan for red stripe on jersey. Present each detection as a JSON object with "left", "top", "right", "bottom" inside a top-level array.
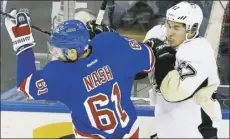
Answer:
[
  {"left": 128, "top": 128, "right": 139, "bottom": 138},
  {"left": 19, "top": 77, "right": 30, "bottom": 97},
  {"left": 142, "top": 43, "right": 155, "bottom": 73},
  {"left": 12, "top": 25, "right": 31, "bottom": 37},
  {"left": 74, "top": 129, "right": 103, "bottom": 138}
]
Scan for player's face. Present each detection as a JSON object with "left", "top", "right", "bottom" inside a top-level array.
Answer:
[{"left": 166, "top": 20, "right": 186, "bottom": 47}]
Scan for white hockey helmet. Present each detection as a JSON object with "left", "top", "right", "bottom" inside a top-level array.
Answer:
[
  {"left": 74, "top": 9, "right": 96, "bottom": 25},
  {"left": 166, "top": 1, "right": 203, "bottom": 34}
]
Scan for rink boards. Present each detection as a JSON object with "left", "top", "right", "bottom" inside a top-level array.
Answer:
[{"left": 1, "top": 100, "right": 229, "bottom": 138}]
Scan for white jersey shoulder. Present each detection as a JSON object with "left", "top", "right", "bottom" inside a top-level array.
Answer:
[
  {"left": 176, "top": 37, "right": 215, "bottom": 62},
  {"left": 143, "top": 24, "right": 167, "bottom": 42}
]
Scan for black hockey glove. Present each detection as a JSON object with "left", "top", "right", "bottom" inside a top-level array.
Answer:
[
  {"left": 134, "top": 72, "right": 148, "bottom": 80},
  {"left": 134, "top": 38, "right": 168, "bottom": 81},
  {"left": 86, "top": 20, "right": 116, "bottom": 40},
  {"left": 154, "top": 46, "right": 176, "bottom": 88},
  {"left": 145, "top": 38, "right": 176, "bottom": 88},
  {"left": 144, "top": 38, "right": 167, "bottom": 55}
]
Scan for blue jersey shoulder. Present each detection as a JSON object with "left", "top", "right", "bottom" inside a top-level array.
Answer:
[
  {"left": 90, "top": 32, "right": 121, "bottom": 44},
  {"left": 89, "top": 32, "right": 132, "bottom": 57},
  {"left": 89, "top": 32, "right": 124, "bottom": 49}
]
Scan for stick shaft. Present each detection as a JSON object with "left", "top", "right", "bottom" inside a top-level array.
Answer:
[{"left": 95, "top": 0, "right": 108, "bottom": 25}]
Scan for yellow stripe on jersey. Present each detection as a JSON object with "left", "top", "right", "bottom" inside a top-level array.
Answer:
[{"left": 160, "top": 70, "right": 191, "bottom": 102}]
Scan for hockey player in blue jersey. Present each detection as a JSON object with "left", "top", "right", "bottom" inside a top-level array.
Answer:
[{"left": 4, "top": 9, "right": 156, "bottom": 138}]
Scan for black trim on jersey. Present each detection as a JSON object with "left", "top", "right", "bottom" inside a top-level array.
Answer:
[
  {"left": 150, "top": 133, "right": 158, "bottom": 139},
  {"left": 166, "top": 78, "right": 208, "bottom": 103},
  {"left": 178, "top": 61, "right": 197, "bottom": 81},
  {"left": 198, "top": 93, "right": 218, "bottom": 138}
]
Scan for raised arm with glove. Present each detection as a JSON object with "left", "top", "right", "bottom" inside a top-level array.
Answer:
[{"left": 4, "top": 9, "right": 36, "bottom": 88}]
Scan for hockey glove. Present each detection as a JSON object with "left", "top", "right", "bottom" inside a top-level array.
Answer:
[
  {"left": 134, "top": 72, "right": 148, "bottom": 80},
  {"left": 144, "top": 38, "right": 167, "bottom": 55},
  {"left": 134, "top": 38, "right": 167, "bottom": 81},
  {"left": 5, "top": 9, "right": 35, "bottom": 55},
  {"left": 145, "top": 38, "right": 176, "bottom": 88},
  {"left": 86, "top": 20, "right": 116, "bottom": 40},
  {"left": 154, "top": 47, "right": 176, "bottom": 88}
]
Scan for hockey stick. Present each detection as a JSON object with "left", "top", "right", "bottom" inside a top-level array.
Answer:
[
  {"left": 108, "top": 0, "right": 116, "bottom": 29},
  {"left": 95, "top": 0, "right": 108, "bottom": 25},
  {"left": 1, "top": 0, "right": 108, "bottom": 35},
  {"left": 0, "top": 10, "right": 51, "bottom": 36}
]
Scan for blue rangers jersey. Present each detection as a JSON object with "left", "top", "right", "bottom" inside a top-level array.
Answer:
[{"left": 17, "top": 32, "right": 155, "bottom": 138}]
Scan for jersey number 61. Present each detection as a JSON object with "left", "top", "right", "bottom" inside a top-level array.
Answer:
[{"left": 84, "top": 82, "right": 130, "bottom": 134}]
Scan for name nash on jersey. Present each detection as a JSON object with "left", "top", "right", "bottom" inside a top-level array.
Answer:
[{"left": 83, "top": 65, "right": 114, "bottom": 92}]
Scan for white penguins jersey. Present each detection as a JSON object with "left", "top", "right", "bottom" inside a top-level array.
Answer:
[
  {"left": 161, "top": 37, "right": 220, "bottom": 102},
  {"left": 144, "top": 25, "right": 220, "bottom": 102},
  {"left": 144, "top": 25, "right": 222, "bottom": 138}
]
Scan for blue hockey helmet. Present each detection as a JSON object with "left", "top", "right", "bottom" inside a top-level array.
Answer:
[{"left": 48, "top": 20, "right": 90, "bottom": 57}]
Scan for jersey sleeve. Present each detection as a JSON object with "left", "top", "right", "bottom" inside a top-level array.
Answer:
[
  {"left": 143, "top": 24, "right": 167, "bottom": 42},
  {"left": 17, "top": 62, "right": 61, "bottom": 101},
  {"left": 123, "top": 37, "right": 155, "bottom": 77},
  {"left": 160, "top": 60, "right": 210, "bottom": 102},
  {"left": 89, "top": 32, "right": 155, "bottom": 77}
]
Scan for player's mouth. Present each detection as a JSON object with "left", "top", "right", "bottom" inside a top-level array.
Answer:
[{"left": 168, "top": 39, "right": 174, "bottom": 44}]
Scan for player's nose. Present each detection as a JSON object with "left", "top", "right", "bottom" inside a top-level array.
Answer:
[{"left": 167, "top": 28, "right": 174, "bottom": 37}]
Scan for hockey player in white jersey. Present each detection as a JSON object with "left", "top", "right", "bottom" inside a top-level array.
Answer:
[{"left": 144, "top": 1, "right": 222, "bottom": 138}]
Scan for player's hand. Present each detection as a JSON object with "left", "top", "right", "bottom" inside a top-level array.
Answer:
[
  {"left": 5, "top": 9, "right": 35, "bottom": 55},
  {"left": 134, "top": 72, "right": 148, "bottom": 80},
  {"left": 144, "top": 38, "right": 175, "bottom": 61},
  {"left": 144, "top": 38, "right": 167, "bottom": 55},
  {"left": 86, "top": 20, "right": 116, "bottom": 39},
  {"left": 153, "top": 45, "right": 177, "bottom": 88}
]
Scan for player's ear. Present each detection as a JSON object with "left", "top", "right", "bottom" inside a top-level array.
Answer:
[
  {"left": 79, "top": 48, "right": 91, "bottom": 59},
  {"left": 67, "top": 49, "right": 78, "bottom": 61}
]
